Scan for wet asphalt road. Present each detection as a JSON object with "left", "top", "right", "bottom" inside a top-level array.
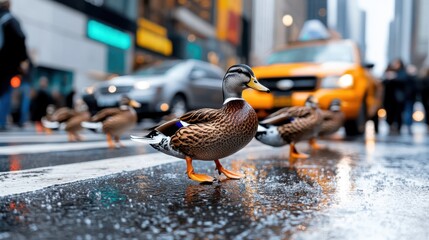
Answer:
[{"left": 0, "top": 123, "right": 429, "bottom": 239}]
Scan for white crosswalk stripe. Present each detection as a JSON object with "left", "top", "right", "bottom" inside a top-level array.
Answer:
[
  {"left": 0, "top": 140, "right": 135, "bottom": 155},
  {"left": 0, "top": 144, "right": 275, "bottom": 197}
]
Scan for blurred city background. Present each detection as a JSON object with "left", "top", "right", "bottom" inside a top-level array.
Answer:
[
  {"left": 2, "top": 1, "right": 429, "bottom": 238},
  {"left": 1, "top": 0, "right": 429, "bottom": 131}
]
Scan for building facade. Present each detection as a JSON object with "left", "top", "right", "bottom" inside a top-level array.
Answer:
[
  {"left": 11, "top": 0, "right": 248, "bottom": 100},
  {"left": 387, "top": 0, "right": 414, "bottom": 65},
  {"left": 134, "top": 0, "right": 246, "bottom": 70},
  {"left": 11, "top": 0, "right": 137, "bottom": 102},
  {"left": 328, "top": 0, "right": 366, "bottom": 59},
  {"left": 411, "top": 0, "right": 429, "bottom": 69}
]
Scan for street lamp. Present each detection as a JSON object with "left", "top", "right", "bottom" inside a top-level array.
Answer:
[{"left": 282, "top": 14, "right": 293, "bottom": 27}]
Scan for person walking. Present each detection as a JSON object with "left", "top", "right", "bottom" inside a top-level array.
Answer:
[
  {"left": 0, "top": 0, "right": 28, "bottom": 130},
  {"left": 30, "top": 76, "right": 54, "bottom": 133},
  {"left": 421, "top": 68, "right": 429, "bottom": 132},
  {"left": 403, "top": 65, "right": 417, "bottom": 134},
  {"left": 17, "top": 58, "right": 32, "bottom": 128},
  {"left": 382, "top": 59, "right": 408, "bottom": 134}
]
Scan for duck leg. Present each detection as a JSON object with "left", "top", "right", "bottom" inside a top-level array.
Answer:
[
  {"left": 309, "top": 138, "right": 324, "bottom": 150},
  {"left": 114, "top": 136, "right": 125, "bottom": 148},
  {"left": 290, "top": 143, "right": 309, "bottom": 159},
  {"left": 106, "top": 133, "right": 115, "bottom": 149},
  {"left": 186, "top": 156, "right": 215, "bottom": 183},
  {"left": 67, "top": 132, "right": 76, "bottom": 142},
  {"left": 74, "top": 132, "right": 84, "bottom": 142},
  {"left": 214, "top": 159, "right": 245, "bottom": 179}
]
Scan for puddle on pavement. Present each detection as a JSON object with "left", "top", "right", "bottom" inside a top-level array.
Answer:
[
  {"left": 0, "top": 146, "right": 353, "bottom": 239},
  {"left": 1, "top": 138, "right": 428, "bottom": 239}
]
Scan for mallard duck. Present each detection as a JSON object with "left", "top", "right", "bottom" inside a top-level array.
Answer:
[
  {"left": 306, "top": 99, "right": 345, "bottom": 149},
  {"left": 131, "top": 64, "right": 270, "bottom": 183},
  {"left": 255, "top": 96, "right": 322, "bottom": 160},
  {"left": 82, "top": 96, "right": 140, "bottom": 148},
  {"left": 42, "top": 100, "right": 90, "bottom": 141}
]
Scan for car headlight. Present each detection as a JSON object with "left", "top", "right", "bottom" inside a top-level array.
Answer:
[
  {"left": 134, "top": 81, "right": 151, "bottom": 90},
  {"left": 321, "top": 74, "right": 354, "bottom": 89},
  {"left": 85, "top": 86, "right": 95, "bottom": 95}
]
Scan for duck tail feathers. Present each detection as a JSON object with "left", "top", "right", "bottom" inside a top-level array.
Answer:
[
  {"left": 130, "top": 131, "right": 164, "bottom": 144},
  {"left": 81, "top": 121, "right": 103, "bottom": 133}
]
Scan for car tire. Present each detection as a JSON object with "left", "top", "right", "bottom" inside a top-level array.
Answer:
[
  {"left": 170, "top": 95, "right": 188, "bottom": 117},
  {"left": 345, "top": 98, "right": 367, "bottom": 136}
]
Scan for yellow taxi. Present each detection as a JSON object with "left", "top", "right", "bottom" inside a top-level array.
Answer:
[{"left": 243, "top": 39, "right": 383, "bottom": 136}]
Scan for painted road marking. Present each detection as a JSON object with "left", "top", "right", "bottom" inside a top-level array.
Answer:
[
  {"left": 0, "top": 145, "right": 274, "bottom": 197},
  {"left": 0, "top": 140, "right": 136, "bottom": 155},
  {"left": 0, "top": 134, "right": 106, "bottom": 143}
]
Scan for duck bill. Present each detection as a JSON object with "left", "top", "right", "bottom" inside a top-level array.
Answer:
[
  {"left": 247, "top": 76, "right": 270, "bottom": 93},
  {"left": 129, "top": 100, "right": 141, "bottom": 108}
]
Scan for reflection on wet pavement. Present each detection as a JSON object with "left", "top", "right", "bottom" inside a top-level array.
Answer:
[
  {"left": 0, "top": 145, "right": 157, "bottom": 172},
  {"left": 1, "top": 134, "right": 429, "bottom": 239}
]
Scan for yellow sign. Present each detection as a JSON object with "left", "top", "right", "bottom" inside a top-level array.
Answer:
[
  {"left": 138, "top": 18, "right": 167, "bottom": 37},
  {"left": 137, "top": 28, "right": 172, "bottom": 56},
  {"left": 216, "top": 0, "right": 242, "bottom": 42},
  {"left": 136, "top": 18, "right": 172, "bottom": 56}
]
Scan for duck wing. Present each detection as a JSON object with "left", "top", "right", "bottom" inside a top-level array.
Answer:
[
  {"left": 132, "top": 108, "right": 222, "bottom": 147},
  {"left": 179, "top": 108, "right": 222, "bottom": 124},
  {"left": 91, "top": 108, "right": 121, "bottom": 122},
  {"left": 65, "top": 112, "right": 90, "bottom": 132},
  {"left": 152, "top": 108, "right": 221, "bottom": 136},
  {"left": 51, "top": 107, "right": 74, "bottom": 122},
  {"left": 261, "top": 107, "right": 311, "bottom": 126}
]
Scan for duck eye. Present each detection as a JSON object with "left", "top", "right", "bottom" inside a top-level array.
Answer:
[{"left": 237, "top": 69, "right": 242, "bottom": 73}]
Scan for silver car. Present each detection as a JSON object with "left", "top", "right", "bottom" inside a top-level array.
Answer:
[{"left": 83, "top": 60, "right": 225, "bottom": 119}]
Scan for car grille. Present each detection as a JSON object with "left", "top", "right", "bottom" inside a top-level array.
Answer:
[
  {"left": 99, "top": 86, "right": 133, "bottom": 95},
  {"left": 258, "top": 76, "right": 318, "bottom": 93}
]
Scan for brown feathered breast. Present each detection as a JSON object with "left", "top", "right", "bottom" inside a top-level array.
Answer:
[{"left": 170, "top": 100, "right": 258, "bottom": 160}]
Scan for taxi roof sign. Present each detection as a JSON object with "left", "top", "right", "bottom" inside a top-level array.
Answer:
[{"left": 298, "top": 20, "right": 330, "bottom": 41}]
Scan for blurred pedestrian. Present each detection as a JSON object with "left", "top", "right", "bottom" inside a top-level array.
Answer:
[
  {"left": 382, "top": 59, "right": 409, "bottom": 134},
  {"left": 30, "top": 76, "right": 54, "bottom": 132},
  {"left": 17, "top": 58, "right": 32, "bottom": 128},
  {"left": 66, "top": 89, "right": 76, "bottom": 109},
  {"left": 403, "top": 65, "right": 417, "bottom": 134},
  {"left": 421, "top": 68, "right": 429, "bottom": 131},
  {"left": 0, "top": 0, "right": 28, "bottom": 130}
]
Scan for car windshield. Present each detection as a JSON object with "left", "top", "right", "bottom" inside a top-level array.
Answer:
[
  {"left": 267, "top": 42, "right": 355, "bottom": 64},
  {"left": 133, "top": 61, "right": 181, "bottom": 76}
]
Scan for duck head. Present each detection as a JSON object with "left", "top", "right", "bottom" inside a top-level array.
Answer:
[
  {"left": 305, "top": 96, "right": 319, "bottom": 109},
  {"left": 329, "top": 99, "right": 342, "bottom": 112},
  {"left": 222, "top": 64, "right": 270, "bottom": 100}
]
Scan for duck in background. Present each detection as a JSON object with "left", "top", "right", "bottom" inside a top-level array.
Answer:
[
  {"left": 317, "top": 99, "right": 344, "bottom": 139},
  {"left": 42, "top": 100, "right": 90, "bottom": 141},
  {"left": 82, "top": 96, "right": 140, "bottom": 149},
  {"left": 130, "top": 64, "right": 270, "bottom": 183},
  {"left": 255, "top": 96, "right": 323, "bottom": 162}
]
